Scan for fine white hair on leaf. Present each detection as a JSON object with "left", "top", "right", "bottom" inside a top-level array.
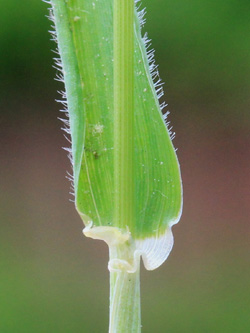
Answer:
[
  {"left": 135, "top": 0, "right": 176, "bottom": 142},
  {"left": 44, "top": 0, "right": 75, "bottom": 197},
  {"left": 44, "top": 0, "right": 177, "bottom": 201}
]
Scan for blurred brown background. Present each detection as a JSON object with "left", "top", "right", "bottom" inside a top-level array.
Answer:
[{"left": 0, "top": 0, "right": 249, "bottom": 332}]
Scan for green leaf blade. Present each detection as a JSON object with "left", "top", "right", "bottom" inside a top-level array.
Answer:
[
  {"left": 50, "top": 0, "right": 182, "bottom": 269},
  {"left": 133, "top": 15, "right": 182, "bottom": 240}
]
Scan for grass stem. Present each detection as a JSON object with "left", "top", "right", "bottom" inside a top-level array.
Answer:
[
  {"left": 109, "top": 244, "right": 141, "bottom": 332},
  {"left": 112, "top": 2, "right": 140, "bottom": 330}
]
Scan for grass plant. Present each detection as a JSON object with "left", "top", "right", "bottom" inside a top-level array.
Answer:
[{"left": 45, "top": 0, "right": 182, "bottom": 331}]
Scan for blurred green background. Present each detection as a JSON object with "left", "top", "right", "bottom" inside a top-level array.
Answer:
[{"left": 1, "top": 0, "right": 250, "bottom": 332}]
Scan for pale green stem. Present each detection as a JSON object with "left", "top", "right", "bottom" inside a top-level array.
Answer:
[
  {"left": 109, "top": 244, "right": 141, "bottom": 333},
  {"left": 111, "top": 0, "right": 140, "bottom": 331}
]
